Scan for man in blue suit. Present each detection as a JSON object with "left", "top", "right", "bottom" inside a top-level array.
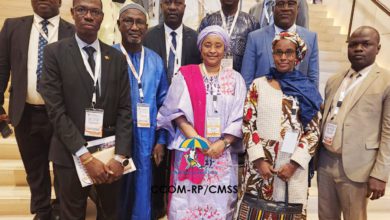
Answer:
[{"left": 241, "top": 0, "right": 319, "bottom": 88}]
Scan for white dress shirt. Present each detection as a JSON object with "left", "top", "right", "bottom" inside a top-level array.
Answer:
[
  {"left": 164, "top": 23, "right": 183, "bottom": 75},
  {"left": 27, "top": 13, "right": 60, "bottom": 105},
  {"left": 74, "top": 34, "right": 101, "bottom": 157},
  {"left": 274, "top": 24, "right": 297, "bottom": 35}
]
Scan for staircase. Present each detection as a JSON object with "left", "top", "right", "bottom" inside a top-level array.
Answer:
[{"left": 1, "top": 1, "right": 389, "bottom": 219}]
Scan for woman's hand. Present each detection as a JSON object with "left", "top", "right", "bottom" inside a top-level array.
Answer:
[
  {"left": 254, "top": 159, "right": 276, "bottom": 180},
  {"left": 204, "top": 140, "right": 225, "bottom": 159},
  {"left": 277, "top": 161, "right": 299, "bottom": 182}
]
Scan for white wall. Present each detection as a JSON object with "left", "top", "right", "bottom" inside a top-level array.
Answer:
[{"left": 323, "top": 0, "right": 390, "bottom": 69}]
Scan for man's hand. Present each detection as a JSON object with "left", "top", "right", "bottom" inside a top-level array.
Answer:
[
  {"left": 80, "top": 153, "right": 108, "bottom": 185},
  {"left": 367, "top": 177, "right": 387, "bottom": 200},
  {"left": 105, "top": 158, "right": 124, "bottom": 184},
  {"left": 277, "top": 161, "right": 299, "bottom": 182},
  {"left": 153, "top": 143, "right": 165, "bottom": 166},
  {"left": 254, "top": 159, "right": 276, "bottom": 180},
  {"left": 0, "top": 114, "right": 9, "bottom": 123},
  {"left": 204, "top": 140, "right": 225, "bottom": 159}
]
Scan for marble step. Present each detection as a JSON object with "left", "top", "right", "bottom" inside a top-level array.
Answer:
[
  {"left": 310, "top": 18, "right": 334, "bottom": 27},
  {"left": 320, "top": 60, "right": 350, "bottom": 73},
  {"left": 318, "top": 41, "right": 345, "bottom": 51},
  {"left": 309, "top": 10, "right": 328, "bottom": 19},
  {"left": 0, "top": 186, "right": 35, "bottom": 215},
  {"left": 0, "top": 137, "right": 20, "bottom": 160},
  {"left": 0, "top": 160, "right": 54, "bottom": 186},
  {"left": 308, "top": 4, "right": 328, "bottom": 12},
  {"left": 319, "top": 51, "right": 347, "bottom": 62},
  {"left": 312, "top": 25, "right": 341, "bottom": 35},
  {"left": 3, "top": 98, "right": 8, "bottom": 112},
  {"left": 0, "top": 160, "right": 28, "bottom": 186},
  {"left": 0, "top": 186, "right": 96, "bottom": 217},
  {"left": 317, "top": 32, "right": 347, "bottom": 43}
]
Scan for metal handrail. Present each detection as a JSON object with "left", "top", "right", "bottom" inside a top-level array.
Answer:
[
  {"left": 347, "top": 0, "right": 390, "bottom": 41},
  {"left": 347, "top": 0, "right": 357, "bottom": 42},
  {"left": 372, "top": 0, "right": 390, "bottom": 16}
]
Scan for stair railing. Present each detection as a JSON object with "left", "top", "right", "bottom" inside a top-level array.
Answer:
[{"left": 347, "top": 0, "right": 390, "bottom": 41}]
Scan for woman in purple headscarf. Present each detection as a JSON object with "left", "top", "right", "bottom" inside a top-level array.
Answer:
[{"left": 157, "top": 25, "right": 247, "bottom": 219}]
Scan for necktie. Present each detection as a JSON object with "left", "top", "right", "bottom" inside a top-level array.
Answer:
[
  {"left": 36, "top": 19, "right": 49, "bottom": 91},
  {"left": 83, "top": 46, "right": 96, "bottom": 74},
  {"left": 167, "top": 31, "right": 177, "bottom": 80},
  {"left": 83, "top": 46, "right": 99, "bottom": 96}
]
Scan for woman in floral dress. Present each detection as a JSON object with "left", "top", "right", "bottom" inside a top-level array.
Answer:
[{"left": 236, "top": 32, "right": 323, "bottom": 220}]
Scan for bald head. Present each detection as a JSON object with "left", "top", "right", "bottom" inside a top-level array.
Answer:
[
  {"left": 351, "top": 26, "right": 380, "bottom": 44},
  {"left": 348, "top": 26, "right": 381, "bottom": 72}
]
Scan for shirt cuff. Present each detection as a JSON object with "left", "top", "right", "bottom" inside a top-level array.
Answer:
[
  {"left": 247, "top": 144, "right": 265, "bottom": 163},
  {"left": 290, "top": 144, "right": 311, "bottom": 169},
  {"left": 75, "top": 146, "right": 89, "bottom": 157}
]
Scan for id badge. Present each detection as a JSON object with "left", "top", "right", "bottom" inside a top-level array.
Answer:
[
  {"left": 206, "top": 117, "right": 221, "bottom": 138},
  {"left": 322, "top": 122, "right": 337, "bottom": 146},
  {"left": 85, "top": 108, "right": 104, "bottom": 137},
  {"left": 221, "top": 57, "right": 233, "bottom": 70},
  {"left": 281, "top": 129, "right": 299, "bottom": 154},
  {"left": 137, "top": 103, "right": 150, "bottom": 128}
]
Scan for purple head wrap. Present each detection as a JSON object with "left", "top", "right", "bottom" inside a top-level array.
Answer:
[{"left": 197, "top": 25, "right": 230, "bottom": 52}]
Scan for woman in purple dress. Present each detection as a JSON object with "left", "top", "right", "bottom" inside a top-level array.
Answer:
[{"left": 157, "top": 25, "right": 247, "bottom": 220}]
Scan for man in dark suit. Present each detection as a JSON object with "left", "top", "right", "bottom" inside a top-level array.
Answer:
[
  {"left": 143, "top": 0, "right": 201, "bottom": 82},
  {"left": 39, "top": 0, "right": 132, "bottom": 219},
  {"left": 0, "top": 0, "right": 74, "bottom": 219},
  {"left": 143, "top": 0, "right": 201, "bottom": 218}
]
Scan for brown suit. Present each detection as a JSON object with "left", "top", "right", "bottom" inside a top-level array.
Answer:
[
  {"left": 0, "top": 15, "right": 74, "bottom": 219},
  {"left": 318, "top": 64, "right": 390, "bottom": 220}
]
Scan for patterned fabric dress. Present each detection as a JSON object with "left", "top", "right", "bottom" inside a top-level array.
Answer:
[
  {"left": 236, "top": 77, "right": 321, "bottom": 219},
  {"left": 157, "top": 65, "right": 247, "bottom": 220},
  {"left": 198, "top": 11, "right": 259, "bottom": 72}
]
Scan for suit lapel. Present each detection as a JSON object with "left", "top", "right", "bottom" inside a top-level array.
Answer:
[
  {"left": 181, "top": 26, "right": 190, "bottom": 66},
  {"left": 266, "top": 26, "right": 275, "bottom": 68},
  {"left": 347, "top": 66, "right": 380, "bottom": 112},
  {"left": 68, "top": 37, "right": 94, "bottom": 96},
  {"left": 322, "top": 71, "right": 347, "bottom": 129},
  {"left": 158, "top": 25, "right": 168, "bottom": 69},
  {"left": 20, "top": 16, "right": 34, "bottom": 76},
  {"left": 99, "top": 42, "right": 110, "bottom": 100}
]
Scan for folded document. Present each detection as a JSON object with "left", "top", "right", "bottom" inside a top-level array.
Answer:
[{"left": 73, "top": 135, "right": 136, "bottom": 187}]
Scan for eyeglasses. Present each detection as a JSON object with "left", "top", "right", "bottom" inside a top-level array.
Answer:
[
  {"left": 120, "top": 18, "right": 147, "bottom": 27},
  {"left": 73, "top": 6, "right": 103, "bottom": 17},
  {"left": 273, "top": 49, "right": 296, "bottom": 58},
  {"left": 275, "top": 1, "right": 297, "bottom": 9}
]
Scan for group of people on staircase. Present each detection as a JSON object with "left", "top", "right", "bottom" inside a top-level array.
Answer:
[{"left": 0, "top": 1, "right": 388, "bottom": 220}]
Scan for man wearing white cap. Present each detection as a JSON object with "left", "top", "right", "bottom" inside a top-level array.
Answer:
[{"left": 114, "top": 3, "right": 169, "bottom": 220}]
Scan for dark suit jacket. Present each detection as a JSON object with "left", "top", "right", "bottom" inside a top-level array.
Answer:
[
  {"left": 0, "top": 15, "right": 74, "bottom": 127},
  {"left": 40, "top": 37, "right": 132, "bottom": 167},
  {"left": 143, "top": 24, "right": 201, "bottom": 79}
]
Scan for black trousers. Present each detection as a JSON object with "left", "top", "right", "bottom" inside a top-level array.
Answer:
[
  {"left": 54, "top": 163, "right": 121, "bottom": 220},
  {"left": 14, "top": 103, "right": 55, "bottom": 219},
  {"left": 151, "top": 149, "right": 171, "bottom": 219}
]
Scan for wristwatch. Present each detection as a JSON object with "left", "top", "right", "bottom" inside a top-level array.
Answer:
[
  {"left": 220, "top": 136, "right": 231, "bottom": 149},
  {"left": 114, "top": 155, "right": 129, "bottom": 167}
]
